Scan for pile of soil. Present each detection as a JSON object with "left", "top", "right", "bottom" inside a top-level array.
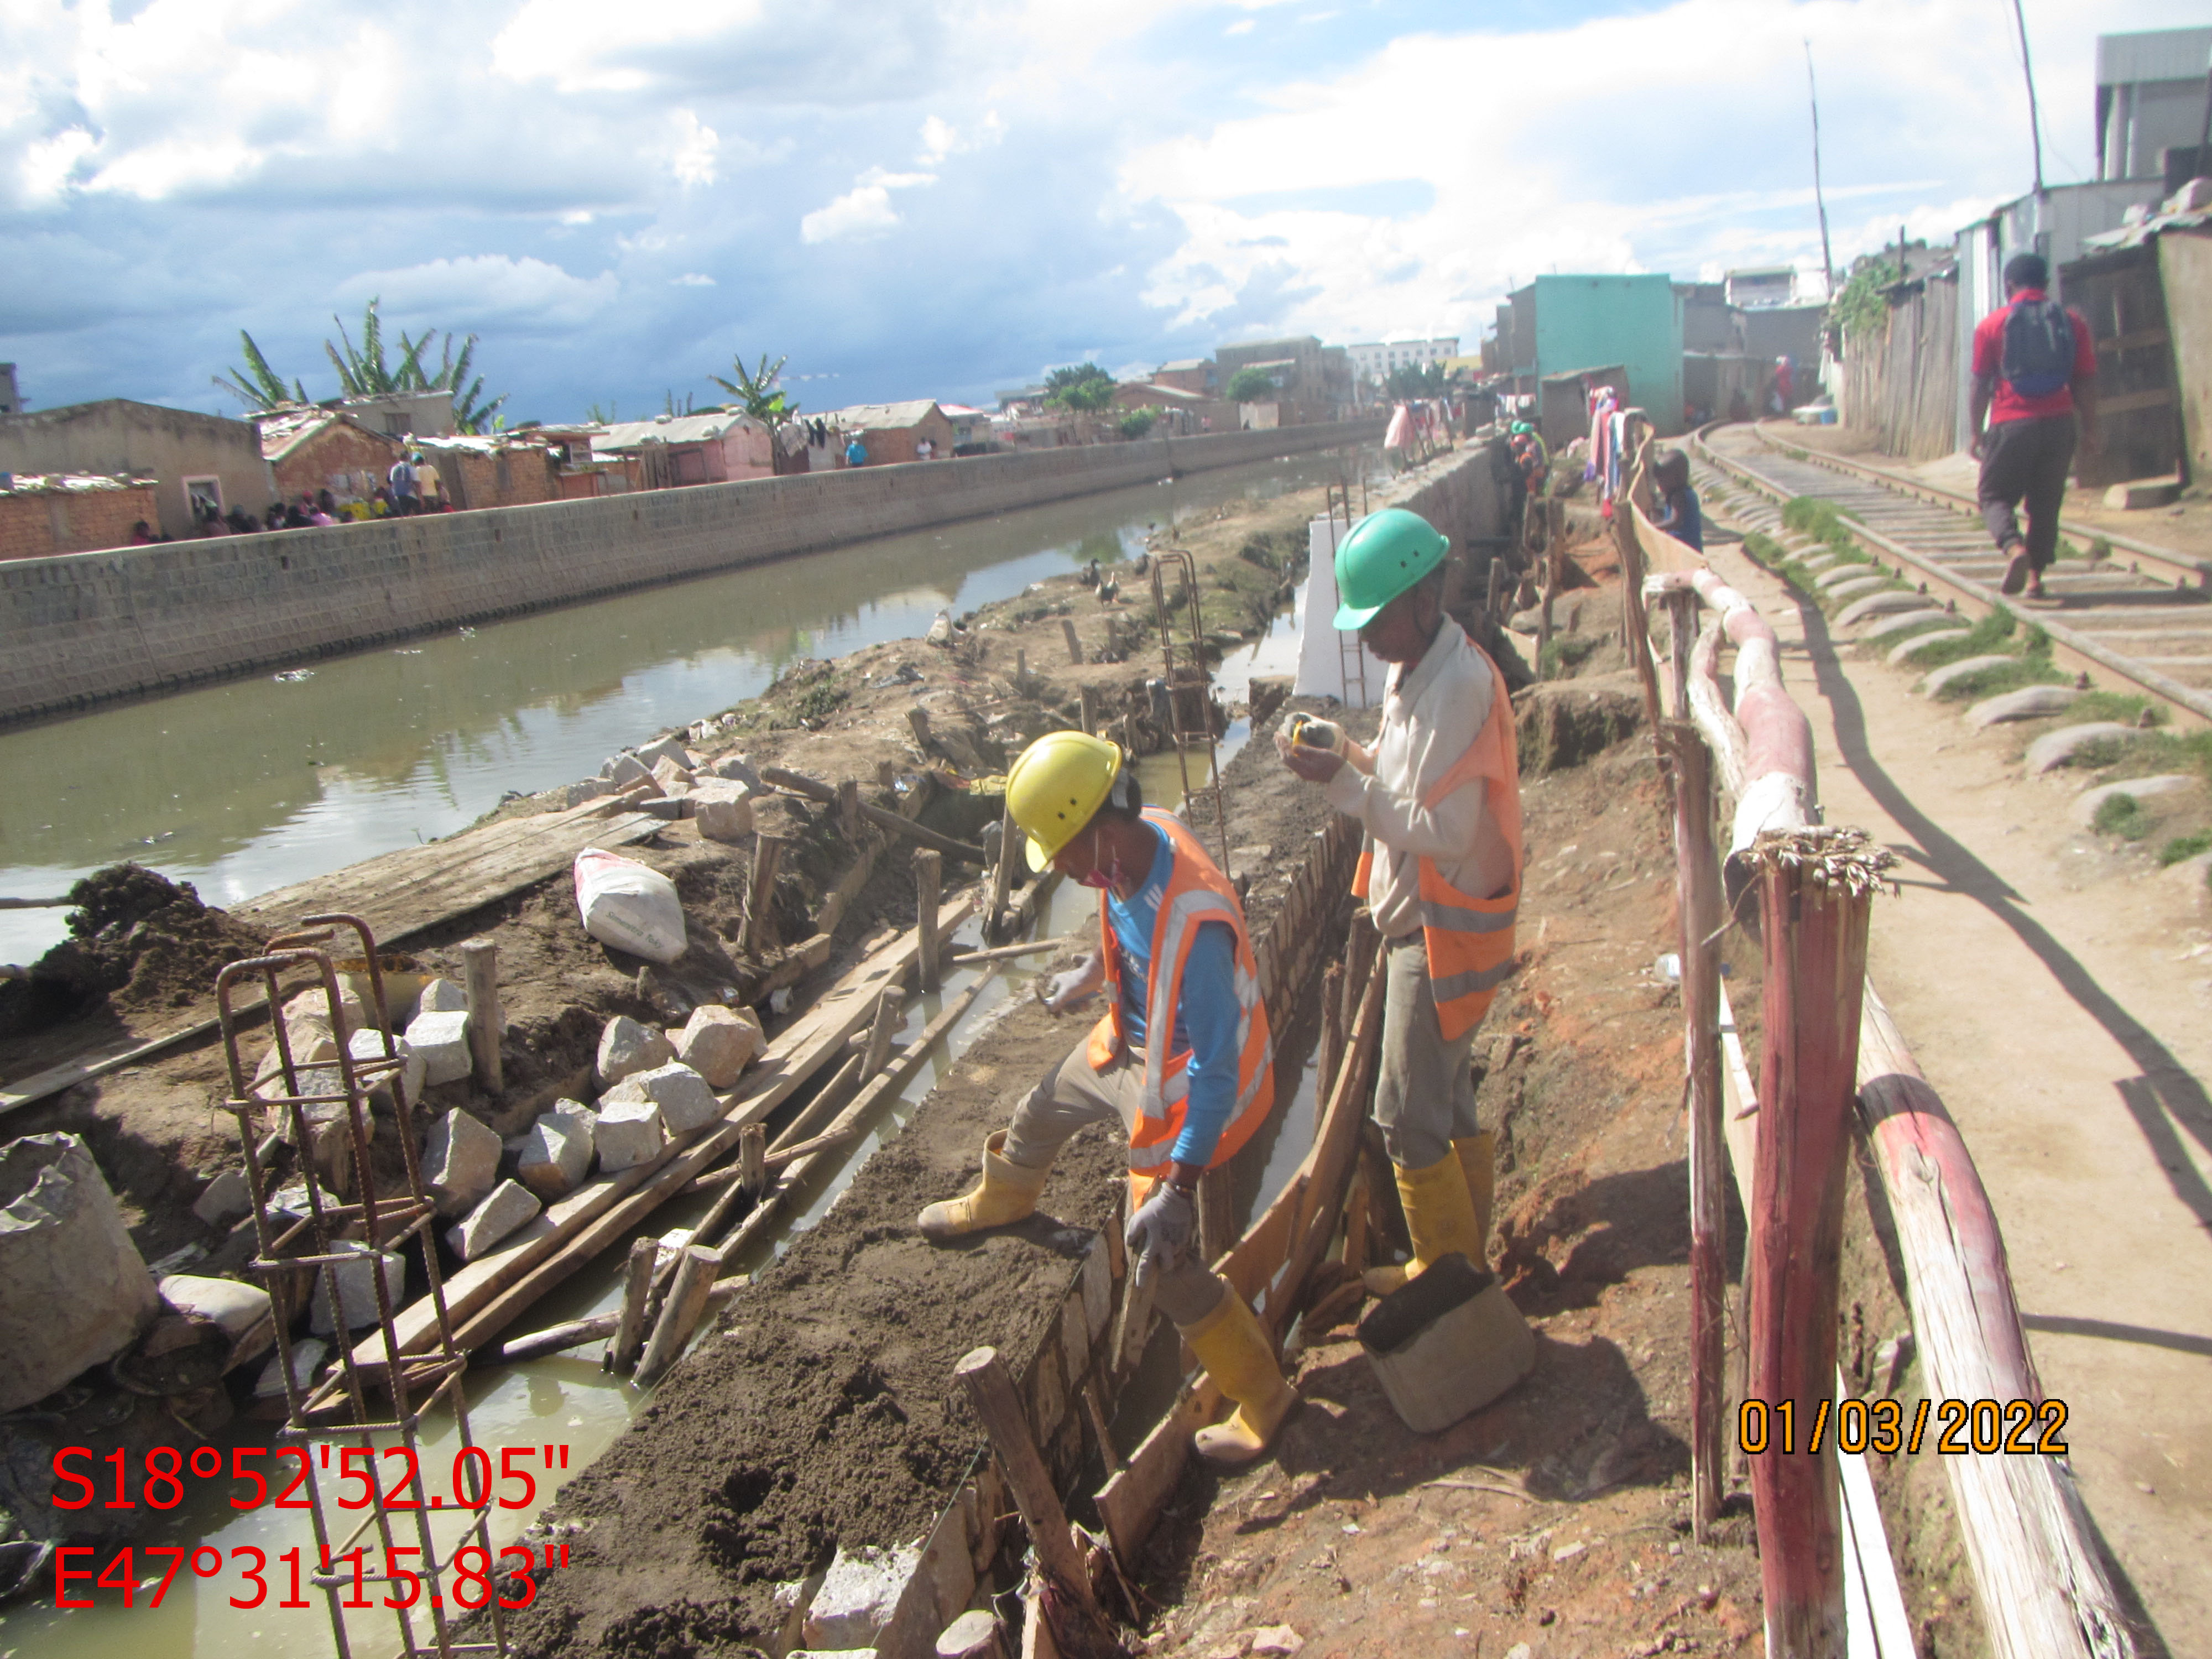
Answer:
[{"left": 0, "top": 864, "right": 268, "bottom": 1038}]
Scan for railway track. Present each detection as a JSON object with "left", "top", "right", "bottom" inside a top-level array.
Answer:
[{"left": 1691, "top": 421, "right": 2212, "bottom": 728}]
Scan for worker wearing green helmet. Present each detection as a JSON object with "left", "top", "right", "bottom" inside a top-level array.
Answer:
[{"left": 1279, "top": 506, "right": 1526, "bottom": 1313}]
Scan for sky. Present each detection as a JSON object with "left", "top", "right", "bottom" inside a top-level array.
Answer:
[{"left": 1, "top": 0, "right": 2203, "bottom": 424}]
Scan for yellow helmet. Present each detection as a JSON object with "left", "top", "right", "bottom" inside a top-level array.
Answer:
[{"left": 1005, "top": 729, "right": 1129, "bottom": 872}]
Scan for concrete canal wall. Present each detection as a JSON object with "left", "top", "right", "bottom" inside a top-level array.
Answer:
[{"left": 0, "top": 420, "right": 1379, "bottom": 725}]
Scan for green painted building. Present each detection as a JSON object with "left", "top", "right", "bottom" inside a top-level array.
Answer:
[{"left": 1507, "top": 274, "right": 1688, "bottom": 437}]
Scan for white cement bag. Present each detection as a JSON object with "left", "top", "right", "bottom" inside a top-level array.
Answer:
[
  {"left": 0, "top": 1135, "right": 160, "bottom": 1412},
  {"left": 574, "top": 848, "right": 687, "bottom": 964}
]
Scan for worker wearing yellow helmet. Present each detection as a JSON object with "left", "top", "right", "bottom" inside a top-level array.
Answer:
[
  {"left": 1279, "top": 507, "right": 1523, "bottom": 1302},
  {"left": 917, "top": 729, "right": 1295, "bottom": 1466}
]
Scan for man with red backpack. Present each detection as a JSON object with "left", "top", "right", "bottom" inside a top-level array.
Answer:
[{"left": 1970, "top": 252, "right": 2099, "bottom": 601}]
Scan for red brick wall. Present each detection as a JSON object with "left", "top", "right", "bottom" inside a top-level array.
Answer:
[
  {"left": 272, "top": 424, "right": 404, "bottom": 503},
  {"left": 426, "top": 445, "right": 561, "bottom": 510},
  {"left": 0, "top": 483, "right": 160, "bottom": 560}
]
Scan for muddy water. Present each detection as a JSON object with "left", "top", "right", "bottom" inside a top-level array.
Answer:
[
  {"left": 0, "top": 448, "right": 1364, "bottom": 966},
  {"left": 0, "top": 471, "right": 1358, "bottom": 1658}
]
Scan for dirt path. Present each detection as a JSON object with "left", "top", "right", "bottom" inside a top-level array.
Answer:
[{"left": 1698, "top": 526, "right": 2212, "bottom": 1647}]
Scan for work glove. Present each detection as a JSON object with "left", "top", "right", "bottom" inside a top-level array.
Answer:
[
  {"left": 1041, "top": 968, "right": 1098, "bottom": 1014},
  {"left": 1125, "top": 1180, "right": 1198, "bottom": 1288}
]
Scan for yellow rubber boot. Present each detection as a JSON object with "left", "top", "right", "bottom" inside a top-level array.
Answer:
[
  {"left": 917, "top": 1131, "right": 1049, "bottom": 1240},
  {"left": 1454, "top": 1131, "right": 1496, "bottom": 1271},
  {"left": 1182, "top": 1292, "right": 1300, "bottom": 1467},
  {"left": 1362, "top": 1151, "right": 1483, "bottom": 1297}
]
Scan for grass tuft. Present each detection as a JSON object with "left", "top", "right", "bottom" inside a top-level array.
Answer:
[
  {"left": 2068, "top": 690, "right": 2161, "bottom": 727},
  {"left": 2092, "top": 794, "right": 2154, "bottom": 841},
  {"left": 2161, "top": 828, "right": 2212, "bottom": 867}
]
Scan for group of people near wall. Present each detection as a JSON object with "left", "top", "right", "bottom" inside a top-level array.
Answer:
[{"left": 136, "top": 451, "right": 455, "bottom": 542}]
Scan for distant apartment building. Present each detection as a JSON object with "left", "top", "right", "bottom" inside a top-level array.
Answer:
[
  {"left": 1152, "top": 358, "right": 1217, "bottom": 396},
  {"left": 1345, "top": 338, "right": 1460, "bottom": 383},
  {"left": 0, "top": 365, "right": 18, "bottom": 417},
  {"left": 1213, "top": 336, "right": 1354, "bottom": 421},
  {"left": 2097, "top": 26, "right": 2212, "bottom": 187},
  {"left": 1724, "top": 267, "right": 1799, "bottom": 310}
]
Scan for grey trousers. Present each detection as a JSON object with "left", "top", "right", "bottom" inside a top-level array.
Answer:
[
  {"left": 1373, "top": 932, "right": 1485, "bottom": 1170},
  {"left": 1979, "top": 415, "right": 2075, "bottom": 572},
  {"left": 1001, "top": 1040, "right": 1229, "bottom": 1327}
]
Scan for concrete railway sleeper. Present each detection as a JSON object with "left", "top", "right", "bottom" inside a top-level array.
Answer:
[{"left": 1691, "top": 422, "right": 2212, "bottom": 730}]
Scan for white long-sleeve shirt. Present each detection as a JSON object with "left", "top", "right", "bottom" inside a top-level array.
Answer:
[{"left": 1324, "top": 622, "right": 1515, "bottom": 940}]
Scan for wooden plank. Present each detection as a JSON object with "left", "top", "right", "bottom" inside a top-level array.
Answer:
[
  {"left": 1095, "top": 1385, "right": 1215, "bottom": 1566},
  {"left": 353, "top": 891, "right": 976, "bottom": 1365}
]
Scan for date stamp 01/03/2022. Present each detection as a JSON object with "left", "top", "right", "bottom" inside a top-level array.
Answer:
[
  {"left": 45, "top": 1441, "right": 573, "bottom": 1613},
  {"left": 1738, "top": 1397, "right": 2069, "bottom": 1457}
]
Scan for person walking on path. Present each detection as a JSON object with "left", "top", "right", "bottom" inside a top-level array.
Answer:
[
  {"left": 1277, "top": 507, "right": 1522, "bottom": 1298},
  {"left": 388, "top": 452, "right": 421, "bottom": 515},
  {"left": 916, "top": 731, "right": 1297, "bottom": 1467},
  {"left": 1970, "top": 251, "right": 2099, "bottom": 601}
]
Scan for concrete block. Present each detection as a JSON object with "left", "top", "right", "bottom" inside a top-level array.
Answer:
[
  {"left": 640, "top": 797, "right": 685, "bottom": 821},
  {"left": 651, "top": 755, "right": 695, "bottom": 791},
  {"left": 597, "top": 1014, "right": 674, "bottom": 1089},
  {"left": 2023, "top": 722, "right": 2137, "bottom": 775},
  {"left": 309, "top": 1240, "right": 406, "bottom": 1335},
  {"left": 709, "top": 753, "right": 760, "bottom": 787},
  {"left": 518, "top": 1105, "right": 595, "bottom": 1199},
  {"left": 253, "top": 1021, "right": 340, "bottom": 1093},
  {"left": 1965, "top": 685, "right": 2080, "bottom": 727},
  {"left": 1835, "top": 590, "right": 1936, "bottom": 628},
  {"left": 423, "top": 1108, "right": 501, "bottom": 1216},
  {"left": 445, "top": 1180, "right": 542, "bottom": 1261},
  {"left": 2072, "top": 773, "right": 2200, "bottom": 827},
  {"left": 594, "top": 1099, "right": 665, "bottom": 1171},
  {"left": 416, "top": 977, "right": 468, "bottom": 1014},
  {"left": 193, "top": 1168, "right": 253, "bottom": 1228},
  {"left": 283, "top": 985, "right": 368, "bottom": 1040},
  {"left": 0, "top": 1134, "right": 161, "bottom": 1412},
  {"left": 1887, "top": 629, "right": 1970, "bottom": 665},
  {"left": 1823, "top": 575, "right": 1893, "bottom": 604},
  {"left": 802, "top": 1543, "right": 921, "bottom": 1651},
  {"left": 1919, "top": 655, "right": 2020, "bottom": 697},
  {"left": 636, "top": 735, "right": 691, "bottom": 770},
  {"left": 607, "top": 752, "right": 653, "bottom": 788},
  {"left": 254, "top": 1337, "right": 326, "bottom": 1402},
  {"left": 406, "top": 1008, "right": 473, "bottom": 1086},
  {"left": 672, "top": 1005, "right": 763, "bottom": 1089},
  {"left": 600, "top": 1062, "right": 720, "bottom": 1135},
  {"left": 349, "top": 1028, "right": 425, "bottom": 1107},
  {"left": 695, "top": 795, "right": 753, "bottom": 843},
  {"left": 2103, "top": 477, "right": 2180, "bottom": 510}
]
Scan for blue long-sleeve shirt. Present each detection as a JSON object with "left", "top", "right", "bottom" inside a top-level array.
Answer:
[
  {"left": 1107, "top": 821, "right": 1240, "bottom": 1167},
  {"left": 1658, "top": 484, "right": 1703, "bottom": 552}
]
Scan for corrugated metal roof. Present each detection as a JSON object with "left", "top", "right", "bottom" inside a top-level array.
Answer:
[
  {"left": 591, "top": 410, "right": 766, "bottom": 452},
  {"left": 822, "top": 400, "right": 944, "bottom": 430},
  {"left": 2096, "top": 27, "right": 2212, "bottom": 87},
  {"left": 0, "top": 472, "right": 153, "bottom": 495}
]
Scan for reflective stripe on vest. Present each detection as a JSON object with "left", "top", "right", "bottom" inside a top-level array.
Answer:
[
  {"left": 1352, "top": 636, "right": 1524, "bottom": 1041},
  {"left": 1087, "top": 810, "right": 1275, "bottom": 1173}
]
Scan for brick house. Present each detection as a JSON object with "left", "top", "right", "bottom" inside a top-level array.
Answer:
[
  {"left": 1152, "top": 358, "right": 1217, "bottom": 396},
  {"left": 591, "top": 410, "right": 776, "bottom": 487},
  {"left": 822, "top": 400, "right": 957, "bottom": 465},
  {"left": 0, "top": 399, "right": 274, "bottom": 536},
  {"left": 0, "top": 473, "right": 160, "bottom": 560},
  {"left": 259, "top": 409, "right": 407, "bottom": 505},
  {"left": 416, "top": 434, "right": 566, "bottom": 510}
]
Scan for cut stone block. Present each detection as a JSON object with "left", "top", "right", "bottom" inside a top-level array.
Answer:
[
  {"left": 672, "top": 1005, "right": 763, "bottom": 1089},
  {"left": 405, "top": 1008, "right": 473, "bottom": 1086},
  {"left": 1835, "top": 589, "right": 1936, "bottom": 627},
  {"left": 2103, "top": 477, "right": 2180, "bottom": 510},
  {"left": 2072, "top": 774, "right": 2201, "bottom": 827},
  {"left": 695, "top": 794, "right": 754, "bottom": 843},
  {"left": 1888, "top": 629, "right": 1971, "bottom": 665},
  {"left": 309, "top": 1240, "right": 405, "bottom": 1335},
  {"left": 0, "top": 1134, "right": 161, "bottom": 1413},
  {"left": 1919, "top": 655, "right": 2020, "bottom": 697},
  {"left": 254, "top": 1337, "right": 326, "bottom": 1402},
  {"left": 802, "top": 1543, "right": 921, "bottom": 1651},
  {"left": 709, "top": 753, "right": 761, "bottom": 787},
  {"left": 597, "top": 1014, "right": 674, "bottom": 1089},
  {"left": 2024, "top": 722, "right": 2138, "bottom": 775},
  {"left": 639, "top": 797, "right": 684, "bottom": 821},
  {"left": 423, "top": 1108, "right": 500, "bottom": 1217},
  {"left": 651, "top": 755, "right": 695, "bottom": 791},
  {"left": 518, "top": 1105, "right": 595, "bottom": 1199},
  {"left": 1966, "top": 685, "right": 2080, "bottom": 727},
  {"left": 283, "top": 985, "right": 368, "bottom": 1040},
  {"left": 636, "top": 735, "right": 691, "bottom": 770},
  {"left": 416, "top": 977, "right": 468, "bottom": 1014},
  {"left": 445, "top": 1180, "right": 542, "bottom": 1261},
  {"left": 599, "top": 1062, "right": 720, "bottom": 1135},
  {"left": 193, "top": 1167, "right": 254, "bottom": 1228},
  {"left": 607, "top": 752, "right": 653, "bottom": 788},
  {"left": 349, "top": 1028, "right": 425, "bottom": 1108},
  {"left": 254, "top": 1021, "right": 341, "bottom": 1093},
  {"left": 594, "top": 1099, "right": 665, "bottom": 1171}
]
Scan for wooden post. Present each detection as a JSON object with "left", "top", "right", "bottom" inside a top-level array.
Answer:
[
  {"left": 1534, "top": 520, "right": 1556, "bottom": 681},
  {"left": 1483, "top": 554, "right": 1504, "bottom": 623},
  {"left": 1015, "top": 647, "right": 1029, "bottom": 690},
  {"left": 914, "top": 849, "right": 943, "bottom": 994},
  {"left": 1078, "top": 683, "right": 1100, "bottom": 736},
  {"left": 1061, "top": 618, "right": 1084, "bottom": 665},
  {"left": 744, "top": 834, "right": 787, "bottom": 958},
  {"left": 738, "top": 1123, "right": 767, "bottom": 1198},
  {"left": 459, "top": 939, "right": 503, "bottom": 1093},
  {"left": 606, "top": 1237, "right": 658, "bottom": 1373},
  {"left": 862, "top": 987, "right": 902, "bottom": 1078},
  {"left": 1661, "top": 588, "right": 1699, "bottom": 722},
  {"left": 1314, "top": 962, "right": 1345, "bottom": 1141},
  {"left": 838, "top": 778, "right": 861, "bottom": 841},
  {"left": 907, "top": 706, "right": 934, "bottom": 753},
  {"left": 1103, "top": 614, "right": 1120, "bottom": 658},
  {"left": 1197, "top": 1168, "right": 1236, "bottom": 1268},
  {"left": 877, "top": 759, "right": 897, "bottom": 789},
  {"left": 988, "top": 807, "right": 1018, "bottom": 942},
  {"left": 953, "top": 1347, "right": 1100, "bottom": 1617},
  {"left": 1665, "top": 723, "right": 1728, "bottom": 1540},
  {"left": 634, "top": 1244, "right": 719, "bottom": 1386},
  {"left": 1747, "top": 827, "right": 1886, "bottom": 1657}
]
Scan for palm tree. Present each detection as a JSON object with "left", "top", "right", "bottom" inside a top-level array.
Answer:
[
  {"left": 710, "top": 352, "right": 795, "bottom": 421},
  {"left": 213, "top": 331, "right": 307, "bottom": 411},
  {"left": 216, "top": 299, "right": 509, "bottom": 433}
]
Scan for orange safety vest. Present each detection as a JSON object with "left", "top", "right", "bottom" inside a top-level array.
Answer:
[
  {"left": 1088, "top": 809, "right": 1275, "bottom": 1175},
  {"left": 1352, "top": 636, "right": 1523, "bottom": 1041}
]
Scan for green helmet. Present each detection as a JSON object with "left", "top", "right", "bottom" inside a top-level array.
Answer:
[
  {"left": 1510, "top": 421, "right": 1532, "bottom": 435},
  {"left": 1332, "top": 508, "right": 1447, "bottom": 629}
]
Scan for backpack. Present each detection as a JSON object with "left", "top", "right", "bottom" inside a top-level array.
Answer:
[{"left": 2000, "top": 298, "right": 2075, "bottom": 399}]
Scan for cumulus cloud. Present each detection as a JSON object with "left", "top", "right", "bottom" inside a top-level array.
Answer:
[
  {"left": 671, "top": 272, "right": 717, "bottom": 286},
  {"left": 801, "top": 166, "right": 938, "bottom": 243},
  {"left": 669, "top": 110, "right": 720, "bottom": 187}
]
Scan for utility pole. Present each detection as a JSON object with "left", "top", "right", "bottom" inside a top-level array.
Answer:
[
  {"left": 1804, "top": 41, "right": 1838, "bottom": 301},
  {"left": 2008, "top": 0, "right": 2045, "bottom": 195}
]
